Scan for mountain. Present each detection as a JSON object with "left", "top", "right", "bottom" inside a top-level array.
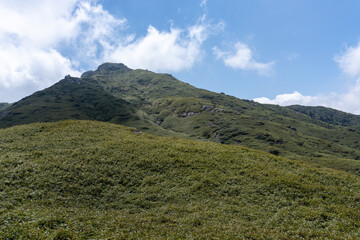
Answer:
[
  {"left": 0, "top": 74, "right": 179, "bottom": 137},
  {"left": 0, "top": 77, "right": 135, "bottom": 128},
  {"left": 2, "top": 120, "right": 360, "bottom": 239},
  {"left": 287, "top": 105, "right": 360, "bottom": 126},
  {"left": 0, "top": 102, "right": 10, "bottom": 111},
  {"left": 2, "top": 63, "right": 360, "bottom": 174}
]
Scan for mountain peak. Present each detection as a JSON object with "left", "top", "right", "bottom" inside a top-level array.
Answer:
[
  {"left": 81, "top": 63, "right": 132, "bottom": 78},
  {"left": 96, "top": 62, "right": 132, "bottom": 73}
]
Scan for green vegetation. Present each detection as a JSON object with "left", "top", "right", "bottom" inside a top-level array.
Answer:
[
  {"left": 287, "top": 105, "right": 360, "bottom": 126},
  {"left": 149, "top": 97, "right": 360, "bottom": 175},
  {"left": 1, "top": 120, "right": 360, "bottom": 239},
  {"left": 2, "top": 62, "right": 360, "bottom": 175},
  {"left": 0, "top": 77, "right": 136, "bottom": 128},
  {"left": 0, "top": 102, "right": 10, "bottom": 111}
]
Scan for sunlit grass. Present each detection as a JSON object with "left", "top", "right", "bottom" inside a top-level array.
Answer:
[{"left": 1, "top": 120, "right": 360, "bottom": 239}]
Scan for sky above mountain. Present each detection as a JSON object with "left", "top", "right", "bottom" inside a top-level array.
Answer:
[{"left": 1, "top": 0, "right": 360, "bottom": 113}]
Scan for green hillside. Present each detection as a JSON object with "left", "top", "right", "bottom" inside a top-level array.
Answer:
[
  {"left": 0, "top": 77, "right": 135, "bottom": 128},
  {"left": 2, "top": 63, "right": 360, "bottom": 174},
  {"left": 0, "top": 76, "right": 180, "bottom": 138},
  {"left": 287, "top": 105, "right": 360, "bottom": 126},
  {"left": 0, "top": 102, "right": 10, "bottom": 111},
  {"left": 1, "top": 120, "right": 360, "bottom": 239}
]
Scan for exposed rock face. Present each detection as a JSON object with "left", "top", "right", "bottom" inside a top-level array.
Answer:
[
  {"left": 64, "top": 76, "right": 81, "bottom": 84},
  {"left": 178, "top": 112, "right": 198, "bottom": 118},
  {"left": 202, "top": 105, "right": 214, "bottom": 110}
]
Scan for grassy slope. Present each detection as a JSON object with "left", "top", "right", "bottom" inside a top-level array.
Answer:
[
  {"left": 1, "top": 120, "right": 360, "bottom": 239},
  {"left": 0, "top": 103, "right": 10, "bottom": 111},
  {"left": 147, "top": 97, "right": 360, "bottom": 174}
]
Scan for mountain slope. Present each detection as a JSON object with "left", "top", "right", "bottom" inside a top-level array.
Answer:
[
  {"left": 287, "top": 105, "right": 360, "bottom": 126},
  {"left": 0, "top": 102, "right": 10, "bottom": 111},
  {"left": 1, "top": 120, "right": 360, "bottom": 239},
  {"left": 81, "top": 63, "right": 360, "bottom": 174},
  {"left": 0, "top": 76, "right": 136, "bottom": 128},
  {"left": 2, "top": 63, "right": 360, "bottom": 174}
]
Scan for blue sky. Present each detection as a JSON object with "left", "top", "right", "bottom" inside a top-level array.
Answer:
[{"left": 1, "top": 0, "right": 360, "bottom": 113}]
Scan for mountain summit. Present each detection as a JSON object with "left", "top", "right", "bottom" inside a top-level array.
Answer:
[{"left": 82, "top": 62, "right": 132, "bottom": 78}]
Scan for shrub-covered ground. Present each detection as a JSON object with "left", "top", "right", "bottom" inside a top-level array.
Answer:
[{"left": 1, "top": 120, "right": 360, "bottom": 239}]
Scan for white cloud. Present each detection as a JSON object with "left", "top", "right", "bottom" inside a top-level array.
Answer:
[
  {"left": 103, "top": 19, "right": 222, "bottom": 72},
  {"left": 335, "top": 42, "right": 360, "bottom": 78},
  {"left": 254, "top": 91, "right": 319, "bottom": 106},
  {"left": 213, "top": 42, "right": 274, "bottom": 75},
  {"left": 104, "top": 25, "right": 202, "bottom": 72},
  {"left": 0, "top": 46, "right": 80, "bottom": 101},
  {"left": 254, "top": 84, "right": 360, "bottom": 114},
  {"left": 0, "top": 0, "right": 125, "bottom": 102}
]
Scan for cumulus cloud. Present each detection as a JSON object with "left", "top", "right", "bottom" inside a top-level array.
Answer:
[
  {"left": 103, "top": 20, "right": 220, "bottom": 72},
  {"left": 254, "top": 91, "right": 319, "bottom": 106},
  {"left": 335, "top": 42, "right": 360, "bottom": 78},
  {"left": 254, "top": 41, "right": 360, "bottom": 114},
  {"left": 213, "top": 42, "right": 274, "bottom": 75},
  {"left": 254, "top": 84, "right": 360, "bottom": 114},
  {"left": 0, "top": 0, "right": 126, "bottom": 102}
]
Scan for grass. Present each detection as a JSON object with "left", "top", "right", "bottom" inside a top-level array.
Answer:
[
  {"left": 0, "top": 102, "right": 10, "bottom": 111},
  {"left": 287, "top": 105, "right": 360, "bottom": 126},
  {"left": 1, "top": 120, "right": 360, "bottom": 239},
  {"left": 147, "top": 96, "right": 360, "bottom": 175}
]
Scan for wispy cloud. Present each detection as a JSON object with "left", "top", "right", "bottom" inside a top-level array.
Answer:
[
  {"left": 213, "top": 42, "right": 274, "bottom": 75},
  {"left": 200, "top": 0, "right": 208, "bottom": 8},
  {"left": 286, "top": 53, "right": 299, "bottom": 61}
]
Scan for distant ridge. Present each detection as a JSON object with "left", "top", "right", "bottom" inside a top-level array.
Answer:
[{"left": 287, "top": 105, "right": 360, "bottom": 126}]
